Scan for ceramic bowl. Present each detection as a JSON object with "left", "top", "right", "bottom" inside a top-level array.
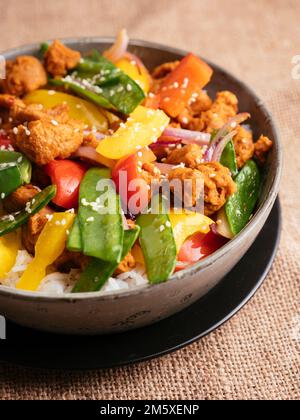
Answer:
[{"left": 0, "top": 38, "right": 282, "bottom": 335}]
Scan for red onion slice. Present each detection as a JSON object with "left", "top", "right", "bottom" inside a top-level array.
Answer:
[
  {"left": 211, "top": 113, "right": 250, "bottom": 148},
  {"left": 211, "top": 130, "right": 237, "bottom": 162},
  {"left": 103, "top": 29, "right": 129, "bottom": 63},
  {"left": 73, "top": 146, "right": 104, "bottom": 164},
  {"left": 163, "top": 127, "right": 211, "bottom": 146}
]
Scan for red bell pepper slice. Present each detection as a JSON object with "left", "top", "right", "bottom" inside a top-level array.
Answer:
[
  {"left": 158, "top": 53, "right": 213, "bottom": 118},
  {"left": 112, "top": 148, "right": 156, "bottom": 214},
  {"left": 176, "top": 229, "right": 228, "bottom": 270},
  {"left": 45, "top": 160, "right": 87, "bottom": 209}
]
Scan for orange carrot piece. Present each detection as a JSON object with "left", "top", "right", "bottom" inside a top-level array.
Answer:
[{"left": 159, "top": 53, "right": 213, "bottom": 118}]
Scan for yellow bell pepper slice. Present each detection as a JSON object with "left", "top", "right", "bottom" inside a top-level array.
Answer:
[
  {"left": 0, "top": 231, "right": 21, "bottom": 278},
  {"left": 16, "top": 212, "right": 75, "bottom": 292},
  {"left": 116, "top": 57, "right": 151, "bottom": 94},
  {"left": 97, "top": 106, "right": 170, "bottom": 160},
  {"left": 169, "top": 211, "right": 214, "bottom": 253},
  {"left": 24, "top": 90, "right": 116, "bottom": 132}
]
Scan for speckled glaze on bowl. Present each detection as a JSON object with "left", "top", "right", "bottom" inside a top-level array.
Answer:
[{"left": 0, "top": 38, "right": 282, "bottom": 335}]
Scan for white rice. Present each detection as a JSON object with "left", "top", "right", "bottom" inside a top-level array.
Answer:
[{"left": 0, "top": 249, "right": 148, "bottom": 295}]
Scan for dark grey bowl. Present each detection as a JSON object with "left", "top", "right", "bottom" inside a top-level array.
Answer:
[{"left": 0, "top": 38, "right": 282, "bottom": 335}]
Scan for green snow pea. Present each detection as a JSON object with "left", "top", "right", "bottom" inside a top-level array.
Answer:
[
  {"left": 49, "top": 78, "right": 112, "bottom": 110},
  {"left": 78, "top": 168, "right": 124, "bottom": 263},
  {"left": 136, "top": 195, "right": 177, "bottom": 284},
  {"left": 50, "top": 53, "right": 145, "bottom": 115},
  {"left": 76, "top": 54, "right": 145, "bottom": 113},
  {"left": 0, "top": 164, "right": 22, "bottom": 199},
  {"left": 67, "top": 217, "right": 82, "bottom": 252},
  {"left": 225, "top": 160, "right": 261, "bottom": 236},
  {"left": 0, "top": 151, "right": 32, "bottom": 199},
  {"left": 220, "top": 140, "right": 238, "bottom": 178},
  {"left": 72, "top": 226, "right": 140, "bottom": 293},
  {"left": 0, "top": 185, "right": 56, "bottom": 237}
]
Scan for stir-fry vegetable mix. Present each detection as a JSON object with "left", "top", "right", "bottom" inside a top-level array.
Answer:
[{"left": 0, "top": 30, "right": 273, "bottom": 292}]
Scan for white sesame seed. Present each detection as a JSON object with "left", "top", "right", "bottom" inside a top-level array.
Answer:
[
  {"left": 1, "top": 193, "right": 5, "bottom": 199},
  {"left": 51, "top": 119, "right": 59, "bottom": 126},
  {"left": 165, "top": 221, "right": 171, "bottom": 228},
  {"left": 126, "top": 84, "right": 132, "bottom": 92},
  {"left": 12, "top": 127, "right": 18, "bottom": 135},
  {"left": 159, "top": 225, "right": 165, "bottom": 232},
  {"left": 137, "top": 152, "right": 143, "bottom": 157}
]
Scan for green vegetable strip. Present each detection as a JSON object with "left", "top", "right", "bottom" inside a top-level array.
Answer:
[
  {"left": 225, "top": 160, "right": 261, "bottom": 236},
  {"left": 72, "top": 226, "right": 140, "bottom": 293},
  {"left": 0, "top": 185, "right": 56, "bottom": 237},
  {"left": 75, "top": 55, "right": 145, "bottom": 114},
  {"left": 0, "top": 151, "right": 32, "bottom": 199},
  {"left": 0, "top": 150, "right": 32, "bottom": 184},
  {"left": 51, "top": 53, "right": 145, "bottom": 115},
  {"left": 67, "top": 217, "right": 82, "bottom": 252},
  {"left": 78, "top": 168, "right": 124, "bottom": 263},
  {"left": 136, "top": 195, "right": 177, "bottom": 284},
  {"left": 220, "top": 140, "right": 238, "bottom": 178},
  {"left": 0, "top": 165, "right": 22, "bottom": 198},
  {"left": 49, "top": 78, "right": 112, "bottom": 110}
]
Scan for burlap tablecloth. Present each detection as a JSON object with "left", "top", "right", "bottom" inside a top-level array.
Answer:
[{"left": 0, "top": 0, "right": 299, "bottom": 400}]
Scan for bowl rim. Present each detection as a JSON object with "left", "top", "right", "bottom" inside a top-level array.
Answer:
[{"left": 0, "top": 37, "right": 283, "bottom": 302}]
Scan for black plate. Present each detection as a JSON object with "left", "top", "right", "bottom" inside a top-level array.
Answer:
[{"left": 0, "top": 200, "right": 281, "bottom": 370}]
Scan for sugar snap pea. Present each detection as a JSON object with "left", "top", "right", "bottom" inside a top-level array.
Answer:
[
  {"left": 72, "top": 226, "right": 140, "bottom": 293},
  {"left": 225, "top": 160, "right": 261, "bottom": 236},
  {"left": 67, "top": 217, "right": 82, "bottom": 252},
  {"left": 0, "top": 151, "right": 32, "bottom": 199},
  {"left": 78, "top": 168, "right": 124, "bottom": 263},
  {"left": 136, "top": 195, "right": 177, "bottom": 284},
  {"left": 0, "top": 185, "right": 56, "bottom": 237},
  {"left": 220, "top": 140, "right": 238, "bottom": 178}
]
